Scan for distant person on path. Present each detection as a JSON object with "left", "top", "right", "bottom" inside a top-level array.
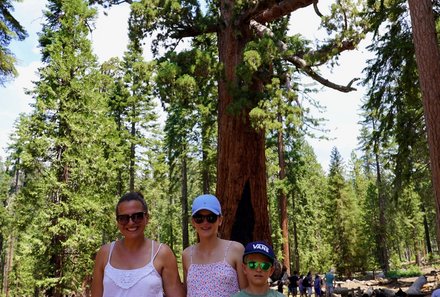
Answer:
[
  {"left": 298, "top": 275, "right": 305, "bottom": 297},
  {"left": 288, "top": 271, "right": 299, "bottom": 297},
  {"left": 314, "top": 274, "right": 323, "bottom": 297},
  {"left": 303, "top": 271, "right": 313, "bottom": 297},
  {"left": 324, "top": 269, "right": 335, "bottom": 297},
  {"left": 91, "top": 191, "right": 185, "bottom": 297},
  {"left": 182, "top": 194, "right": 247, "bottom": 297},
  {"left": 278, "top": 265, "right": 289, "bottom": 293},
  {"left": 232, "top": 241, "right": 285, "bottom": 297}
]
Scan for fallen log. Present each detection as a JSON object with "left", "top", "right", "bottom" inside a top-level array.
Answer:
[
  {"left": 362, "top": 287, "right": 373, "bottom": 297},
  {"left": 406, "top": 276, "right": 427, "bottom": 296},
  {"left": 376, "top": 288, "right": 397, "bottom": 297}
]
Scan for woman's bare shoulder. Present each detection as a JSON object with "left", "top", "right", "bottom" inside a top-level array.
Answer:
[
  {"left": 94, "top": 242, "right": 113, "bottom": 266},
  {"left": 228, "top": 240, "right": 245, "bottom": 252},
  {"left": 153, "top": 240, "right": 180, "bottom": 260}
]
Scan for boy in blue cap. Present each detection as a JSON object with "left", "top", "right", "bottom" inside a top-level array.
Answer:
[{"left": 232, "top": 241, "right": 285, "bottom": 297}]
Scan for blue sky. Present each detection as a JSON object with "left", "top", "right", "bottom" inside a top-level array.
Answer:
[{"left": 0, "top": 0, "right": 369, "bottom": 171}]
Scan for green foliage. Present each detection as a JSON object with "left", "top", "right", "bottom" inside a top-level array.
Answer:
[
  {"left": 2, "top": 0, "right": 440, "bottom": 294},
  {"left": 386, "top": 266, "right": 422, "bottom": 278},
  {"left": 0, "top": 0, "right": 28, "bottom": 85}
]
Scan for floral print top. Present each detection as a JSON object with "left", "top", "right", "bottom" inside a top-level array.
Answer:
[{"left": 186, "top": 241, "right": 240, "bottom": 297}]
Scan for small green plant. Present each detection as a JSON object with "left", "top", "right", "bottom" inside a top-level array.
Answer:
[{"left": 386, "top": 266, "right": 422, "bottom": 278}]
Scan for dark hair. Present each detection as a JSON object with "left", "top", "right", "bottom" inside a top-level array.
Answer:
[{"left": 116, "top": 191, "right": 148, "bottom": 216}]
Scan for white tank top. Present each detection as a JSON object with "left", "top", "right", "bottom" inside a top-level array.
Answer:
[{"left": 103, "top": 240, "right": 163, "bottom": 297}]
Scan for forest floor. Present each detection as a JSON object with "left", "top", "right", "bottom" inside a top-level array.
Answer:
[
  {"left": 333, "top": 266, "right": 440, "bottom": 297},
  {"left": 277, "top": 266, "right": 440, "bottom": 297}
]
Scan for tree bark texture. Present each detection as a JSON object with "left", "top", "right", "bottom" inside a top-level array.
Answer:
[
  {"left": 277, "top": 114, "right": 290, "bottom": 272},
  {"left": 408, "top": 0, "right": 440, "bottom": 249},
  {"left": 182, "top": 155, "right": 189, "bottom": 249},
  {"left": 216, "top": 10, "right": 271, "bottom": 244}
]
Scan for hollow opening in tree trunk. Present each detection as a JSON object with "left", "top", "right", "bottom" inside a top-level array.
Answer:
[{"left": 231, "top": 181, "right": 254, "bottom": 245}]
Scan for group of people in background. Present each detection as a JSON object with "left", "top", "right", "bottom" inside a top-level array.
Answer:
[
  {"left": 282, "top": 269, "right": 336, "bottom": 297},
  {"left": 91, "top": 192, "right": 286, "bottom": 297}
]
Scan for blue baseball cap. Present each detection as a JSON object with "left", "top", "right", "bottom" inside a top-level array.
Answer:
[
  {"left": 243, "top": 241, "right": 275, "bottom": 263},
  {"left": 191, "top": 194, "right": 222, "bottom": 216}
]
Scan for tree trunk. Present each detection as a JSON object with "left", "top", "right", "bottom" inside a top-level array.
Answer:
[
  {"left": 216, "top": 15, "right": 271, "bottom": 244},
  {"left": 2, "top": 236, "right": 14, "bottom": 297},
  {"left": 408, "top": 0, "right": 440, "bottom": 250},
  {"left": 129, "top": 121, "right": 136, "bottom": 191},
  {"left": 181, "top": 154, "right": 189, "bottom": 249},
  {"left": 422, "top": 204, "right": 432, "bottom": 254},
  {"left": 292, "top": 214, "right": 300, "bottom": 272},
  {"left": 202, "top": 122, "right": 211, "bottom": 194},
  {"left": 277, "top": 113, "right": 290, "bottom": 272},
  {"left": 373, "top": 120, "right": 389, "bottom": 272}
]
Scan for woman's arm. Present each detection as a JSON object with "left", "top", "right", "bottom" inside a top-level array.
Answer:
[
  {"left": 158, "top": 244, "right": 185, "bottom": 297},
  {"left": 91, "top": 244, "right": 110, "bottom": 297},
  {"left": 230, "top": 241, "right": 248, "bottom": 289},
  {"left": 181, "top": 247, "right": 190, "bottom": 291}
]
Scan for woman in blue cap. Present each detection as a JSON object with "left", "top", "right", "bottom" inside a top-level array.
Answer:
[{"left": 182, "top": 194, "right": 247, "bottom": 297}]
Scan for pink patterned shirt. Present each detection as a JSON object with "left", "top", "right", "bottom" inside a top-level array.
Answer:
[{"left": 186, "top": 241, "right": 240, "bottom": 297}]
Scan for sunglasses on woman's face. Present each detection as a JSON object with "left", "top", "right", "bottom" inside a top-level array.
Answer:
[
  {"left": 246, "top": 261, "right": 272, "bottom": 271},
  {"left": 192, "top": 213, "right": 218, "bottom": 224},
  {"left": 116, "top": 212, "right": 146, "bottom": 225}
]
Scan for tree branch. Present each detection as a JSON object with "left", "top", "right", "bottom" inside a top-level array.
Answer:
[
  {"left": 313, "top": 0, "right": 323, "bottom": 17},
  {"left": 250, "top": 20, "right": 358, "bottom": 92},
  {"left": 170, "top": 23, "right": 219, "bottom": 38},
  {"left": 253, "top": 0, "right": 316, "bottom": 24}
]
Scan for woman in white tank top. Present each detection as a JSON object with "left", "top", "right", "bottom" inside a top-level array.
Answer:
[{"left": 91, "top": 192, "right": 185, "bottom": 297}]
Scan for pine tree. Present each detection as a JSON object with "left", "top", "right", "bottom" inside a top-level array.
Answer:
[
  {"left": 5, "top": 0, "right": 117, "bottom": 294},
  {"left": 326, "top": 147, "right": 361, "bottom": 276}
]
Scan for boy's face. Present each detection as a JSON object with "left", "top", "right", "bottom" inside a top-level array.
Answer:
[{"left": 243, "top": 253, "right": 274, "bottom": 287}]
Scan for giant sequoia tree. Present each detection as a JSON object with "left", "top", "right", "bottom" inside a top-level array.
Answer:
[
  {"left": 408, "top": 0, "right": 440, "bottom": 248},
  {"left": 94, "top": 0, "right": 364, "bottom": 244}
]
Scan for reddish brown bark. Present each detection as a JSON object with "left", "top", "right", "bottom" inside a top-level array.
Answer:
[
  {"left": 277, "top": 114, "right": 290, "bottom": 272},
  {"left": 408, "top": 0, "right": 440, "bottom": 249},
  {"left": 216, "top": 0, "right": 316, "bottom": 246},
  {"left": 216, "top": 10, "right": 271, "bottom": 244}
]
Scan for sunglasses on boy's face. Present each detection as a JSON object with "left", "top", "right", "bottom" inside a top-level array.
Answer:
[
  {"left": 245, "top": 261, "right": 272, "bottom": 271},
  {"left": 192, "top": 213, "right": 218, "bottom": 224},
  {"left": 116, "top": 212, "right": 146, "bottom": 225}
]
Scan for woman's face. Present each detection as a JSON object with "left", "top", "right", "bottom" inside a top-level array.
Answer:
[
  {"left": 116, "top": 200, "right": 148, "bottom": 239},
  {"left": 191, "top": 209, "right": 222, "bottom": 237}
]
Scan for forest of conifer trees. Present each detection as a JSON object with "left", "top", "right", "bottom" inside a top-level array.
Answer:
[{"left": 0, "top": 0, "right": 439, "bottom": 296}]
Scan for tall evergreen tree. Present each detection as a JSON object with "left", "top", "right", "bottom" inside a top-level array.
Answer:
[
  {"left": 326, "top": 147, "right": 361, "bottom": 276},
  {"left": 362, "top": 0, "right": 437, "bottom": 256},
  {"left": 4, "top": 1, "right": 117, "bottom": 295},
  {"left": 408, "top": 0, "right": 440, "bottom": 249}
]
